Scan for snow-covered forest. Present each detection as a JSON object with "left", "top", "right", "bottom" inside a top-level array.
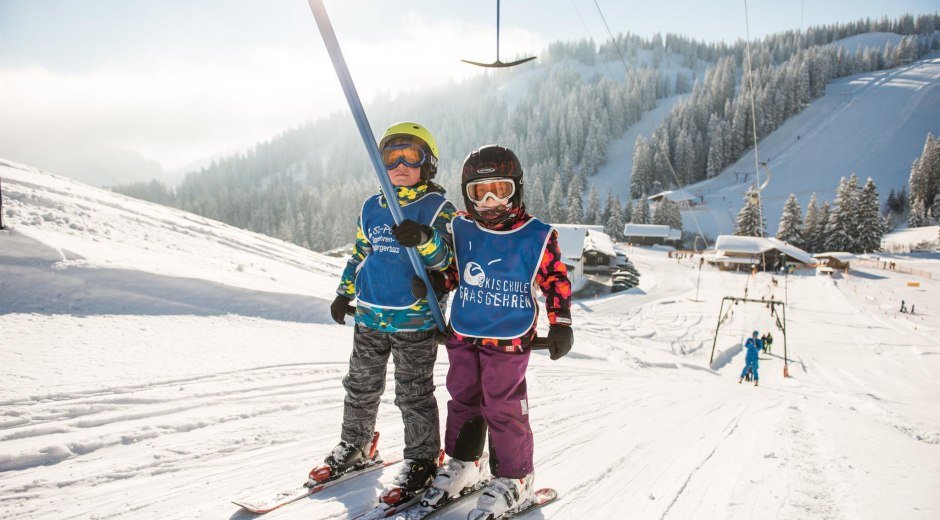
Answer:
[{"left": 111, "top": 14, "right": 940, "bottom": 252}]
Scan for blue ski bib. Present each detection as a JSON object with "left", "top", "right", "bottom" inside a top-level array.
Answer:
[
  {"left": 356, "top": 192, "right": 447, "bottom": 308},
  {"left": 450, "top": 216, "right": 552, "bottom": 340}
]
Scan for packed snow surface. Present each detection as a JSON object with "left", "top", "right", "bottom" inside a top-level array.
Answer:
[{"left": 2, "top": 160, "right": 939, "bottom": 519}]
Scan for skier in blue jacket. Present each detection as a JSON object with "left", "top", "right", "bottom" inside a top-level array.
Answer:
[{"left": 739, "top": 331, "right": 763, "bottom": 386}]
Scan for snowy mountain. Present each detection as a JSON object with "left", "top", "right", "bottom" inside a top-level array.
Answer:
[
  {"left": 2, "top": 159, "right": 939, "bottom": 519},
  {"left": 675, "top": 54, "right": 940, "bottom": 240}
]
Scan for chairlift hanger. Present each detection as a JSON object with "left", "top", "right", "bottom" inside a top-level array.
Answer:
[{"left": 461, "top": 0, "right": 536, "bottom": 68}]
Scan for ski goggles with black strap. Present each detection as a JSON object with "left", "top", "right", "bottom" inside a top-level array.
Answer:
[
  {"left": 465, "top": 178, "right": 516, "bottom": 204},
  {"left": 381, "top": 143, "right": 427, "bottom": 169}
]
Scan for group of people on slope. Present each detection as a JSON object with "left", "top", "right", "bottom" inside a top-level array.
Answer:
[{"left": 315, "top": 122, "right": 574, "bottom": 519}]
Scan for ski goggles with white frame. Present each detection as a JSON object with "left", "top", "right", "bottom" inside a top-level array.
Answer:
[
  {"left": 382, "top": 143, "right": 427, "bottom": 170},
  {"left": 465, "top": 178, "right": 516, "bottom": 204}
]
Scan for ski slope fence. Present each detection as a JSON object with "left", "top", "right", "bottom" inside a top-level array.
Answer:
[{"left": 854, "top": 258, "right": 934, "bottom": 280}]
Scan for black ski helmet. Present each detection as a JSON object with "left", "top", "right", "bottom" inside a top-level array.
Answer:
[{"left": 460, "top": 144, "right": 524, "bottom": 223}]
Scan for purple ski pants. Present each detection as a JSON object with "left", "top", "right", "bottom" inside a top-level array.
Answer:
[{"left": 444, "top": 335, "right": 533, "bottom": 478}]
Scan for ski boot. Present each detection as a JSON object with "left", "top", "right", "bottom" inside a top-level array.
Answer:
[
  {"left": 378, "top": 453, "right": 442, "bottom": 506},
  {"left": 468, "top": 473, "right": 535, "bottom": 520},
  {"left": 307, "top": 431, "right": 380, "bottom": 485},
  {"left": 413, "top": 453, "right": 489, "bottom": 513}
]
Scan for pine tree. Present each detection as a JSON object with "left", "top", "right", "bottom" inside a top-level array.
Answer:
[
  {"left": 623, "top": 200, "right": 634, "bottom": 224},
  {"left": 586, "top": 186, "right": 602, "bottom": 225},
  {"left": 630, "top": 137, "right": 654, "bottom": 199},
  {"left": 606, "top": 196, "right": 625, "bottom": 240},
  {"left": 632, "top": 195, "right": 651, "bottom": 224},
  {"left": 734, "top": 188, "right": 766, "bottom": 237},
  {"left": 858, "top": 178, "right": 885, "bottom": 252},
  {"left": 825, "top": 175, "right": 860, "bottom": 252},
  {"left": 909, "top": 197, "right": 928, "bottom": 227},
  {"left": 803, "top": 193, "right": 821, "bottom": 252},
  {"left": 527, "top": 175, "right": 546, "bottom": 219},
  {"left": 653, "top": 198, "right": 683, "bottom": 231},
  {"left": 815, "top": 201, "right": 832, "bottom": 252},
  {"left": 547, "top": 173, "right": 566, "bottom": 223},
  {"left": 777, "top": 193, "right": 804, "bottom": 248},
  {"left": 566, "top": 173, "right": 586, "bottom": 223}
]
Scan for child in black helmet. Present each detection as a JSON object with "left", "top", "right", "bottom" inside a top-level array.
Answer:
[{"left": 417, "top": 145, "right": 573, "bottom": 519}]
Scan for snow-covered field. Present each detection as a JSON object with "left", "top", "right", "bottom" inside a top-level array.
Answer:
[{"left": 2, "top": 160, "right": 939, "bottom": 519}]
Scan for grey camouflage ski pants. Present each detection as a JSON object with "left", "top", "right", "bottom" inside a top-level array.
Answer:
[{"left": 341, "top": 324, "right": 440, "bottom": 461}]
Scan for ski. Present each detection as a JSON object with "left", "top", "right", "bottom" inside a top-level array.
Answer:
[
  {"left": 390, "top": 480, "right": 489, "bottom": 520},
  {"left": 232, "top": 458, "right": 401, "bottom": 514},
  {"left": 469, "top": 488, "right": 559, "bottom": 520},
  {"left": 503, "top": 488, "right": 558, "bottom": 519}
]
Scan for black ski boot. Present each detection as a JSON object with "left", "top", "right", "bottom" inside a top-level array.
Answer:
[{"left": 308, "top": 432, "right": 380, "bottom": 485}]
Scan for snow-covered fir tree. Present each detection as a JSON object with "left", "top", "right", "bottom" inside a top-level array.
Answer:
[
  {"left": 858, "top": 178, "right": 885, "bottom": 253},
  {"left": 908, "top": 133, "right": 940, "bottom": 226},
  {"left": 816, "top": 201, "right": 832, "bottom": 252},
  {"left": 825, "top": 174, "right": 861, "bottom": 252},
  {"left": 630, "top": 137, "right": 655, "bottom": 199},
  {"left": 909, "top": 197, "right": 928, "bottom": 227},
  {"left": 632, "top": 195, "right": 651, "bottom": 225},
  {"left": 606, "top": 197, "right": 625, "bottom": 240},
  {"left": 585, "top": 185, "right": 602, "bottom": 225},
  {"left": 546, "top": 173, "right": 566, "bottom": 224},
  {"left": 527, "top": 175, "right": 546, "bottom": 219},
  {"left": 566, "top": 173, "right": 586, "bottom": 223},
  {"left": 802, "top": 193, "right": 821, "bottom": 252},
  {"left": 733, "top": 188, "right": 765, "bottom": 237},
  {"left": 623, "top": 200, "right": 634, "bottom": 224},
  {"left": 777, "top": 193, "right": 804, "bottom": 248},
  {"left": 653, "top": 198, "right": 683, "bottom": 232}
]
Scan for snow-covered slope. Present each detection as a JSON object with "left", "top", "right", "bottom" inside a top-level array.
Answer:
[
  {"left": 2, "top": 160, "right": 939, "bottom": 519},
  {"left": 682, "top": 55, "right": 940, "bottom": 239}
]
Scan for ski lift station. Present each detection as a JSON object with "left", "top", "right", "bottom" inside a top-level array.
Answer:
[{"left": 705, "top": 235, "right": 814, "bottom": 271}]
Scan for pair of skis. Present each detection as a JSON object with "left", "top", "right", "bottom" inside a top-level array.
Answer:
[{"left": 232, "top": 443, "right": 556, "bottom": 518}]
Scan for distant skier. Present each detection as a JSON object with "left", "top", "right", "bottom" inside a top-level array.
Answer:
[
  {"left": 739, "top": 331, "right": 763, "bottom": 386},
  {"left": 764, "top": 332, "right": 774, "bottom": 354},
  {"left": 900, "top": 300, "right": 907, "bottom": 313},
  {"left": 312, "top": 123, "right": 457, "bottom": 502},
  {"left": 423, "top": 145, "right": 573, "bottom": 519}
]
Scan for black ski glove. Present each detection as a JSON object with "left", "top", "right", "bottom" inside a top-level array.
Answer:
[
  {"left": 392, "top": 219, "right": 433, "bottom": 247},
  {"left": 411, "top": 271, "right": 447, "bottom": 299},
  {"left": 546, "top": 324, "right": 573, "bottom": 360},
  {"left": 330, "top": 294, "right": 353, "bottom": 325}
]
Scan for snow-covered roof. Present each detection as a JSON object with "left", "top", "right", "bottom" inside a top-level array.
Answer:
[
  {"left": 713, "top": 235, "right": 814, "bottom": 264},
  {"left": 583, "top": 229, "right": 616, "bottom": 257},
  {"left": 668, "top": 229, "right": 682, "bottom": 241},
  {"left": 552, "top": 225, "right": 589, "bottom": 260},
  {"left": 813, "top": 252, "right": 856, "bottom": 262},
  {"left": 648, "top": 189, "right": 697, "bottom": 202},
  {"left": 623, "top": 223, "right": 672, "bottom": 238}
]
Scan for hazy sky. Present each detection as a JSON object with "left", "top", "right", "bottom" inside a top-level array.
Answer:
[{"left": 1, "top": 0, "right": 936, "bottom": 184}]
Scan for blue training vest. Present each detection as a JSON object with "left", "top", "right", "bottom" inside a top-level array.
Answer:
[
  {"left": 450, "top": 216, "right": 553, "bottom": 340},
  {"left": 356, "top": 192, "right": 448, "bottom": 308}
]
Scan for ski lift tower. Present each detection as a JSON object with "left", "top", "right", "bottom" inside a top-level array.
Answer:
[{"left": 708, "top": 296, "right": 790, "bottom": 377}]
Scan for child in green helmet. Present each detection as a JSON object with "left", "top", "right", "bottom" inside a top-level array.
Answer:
[{"left": 309, "top": 122, "right": 457, "bottom": 509}]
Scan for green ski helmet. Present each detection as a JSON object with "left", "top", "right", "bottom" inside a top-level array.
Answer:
[{"left": 379, "top": 122, "right": 439, "bottom": 180}]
